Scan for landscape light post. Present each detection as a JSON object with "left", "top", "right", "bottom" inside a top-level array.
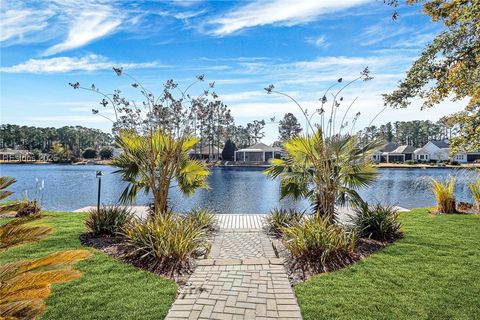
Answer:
[{"left": 96, "top": 170, "right": 103, "bottom": 212}]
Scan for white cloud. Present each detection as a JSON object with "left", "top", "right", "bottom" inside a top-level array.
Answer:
[
  {"left": 43, "top": 7, "right": 122, "bottom": 56},
  {"left": 0, "top": 7, "right": 54, "bottom": 42},
  {"left": 0, "top": 54, "right": 160, "bottom": 74},
  {"left": 205, "top": 0, "right": 370, "bottom": 36},
  {"left": 306, "top": 35, "right": 329, "bottom": 48}
]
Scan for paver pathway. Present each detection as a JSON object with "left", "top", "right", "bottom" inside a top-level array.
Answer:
[{"left": 165, "top": 217, "right": 302, "bottom": 320}]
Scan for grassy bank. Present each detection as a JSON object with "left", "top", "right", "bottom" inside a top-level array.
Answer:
[
  {"left": 0, "top": 211, "right": 177, "bottom": 320},
  {"left": 295, "top": 208, "right": 480, "bottom": 320}
]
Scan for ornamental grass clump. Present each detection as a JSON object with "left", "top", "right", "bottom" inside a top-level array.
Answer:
[
  {"left": 281, "top": 217, "right": 356, "bottom": 273},
  {"left": 431, "top": 177, "right": 457, "bottom": 213},
  {"left": 265, "top": 208, "right": 305, "bottom": 237},
  {"left": 184, "top": 208, "right": 217, "bottom": 231},
  {"left": 123, "top": 213, "right": 209, "bottom": 275},
  {"left": 352, "top": 202, "right": 402, "bottom": 241},
  {"left": 85, "top": 205, "right": 133, "bottom": 236},
  {"left": 469, "top": 177, "right": 480, "bottom": 213}
]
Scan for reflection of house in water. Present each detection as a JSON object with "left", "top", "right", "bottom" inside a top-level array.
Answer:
[{"left": 234, "top": 143, "right": 282, "bottom": 163}]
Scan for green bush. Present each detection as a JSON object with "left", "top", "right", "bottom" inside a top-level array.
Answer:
[
  {"left": 184, "top": 208, "right": 216, "bottom": 231},
  {"left": 470, "top": 177, "right": 480, "bottom": 213},
  {"left": 405, "top": 160, "right": 415, "bottom": 165},
  {"left": 265, "top": 208, "right": 305, "bottom": 237},
  {"left": 123, "top": 213, "right": 209, "bottom": 274},
  {"left": 99, "top": 147, "right": 114, "bottom": 160},
  {"left": 82, "top": 148, "right": 97, "bottom": 159},
  {"left": 85, "top": 205, "right": 133, "bottom": 236},
  {"left": 352, "top": 202, "right": 402, "bottom": 241},
  {"left": 281, "top": 217, "right": 355, "bottom": 271}
]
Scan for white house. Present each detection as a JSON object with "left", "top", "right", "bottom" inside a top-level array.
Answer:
[
  {"left": 423, "top": 141, "right": 450, "bottom": 161},
  {"left": 423, "top": 140, "right": 468, "bottom": 163},
  {"left": 234, "top": 143, "right": 282, "bottom": 162},
  {"left": 414, "top": 148, "right": 430, "bottom": 162}
]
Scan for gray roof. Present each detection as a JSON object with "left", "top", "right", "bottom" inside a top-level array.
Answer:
[
  {"left": 429, "top": 140, "right": 449, "bottom": 148},
  {"left": 391, "top": 145, "right": 417, "bottom": 154},
  {"left": 237, "top": 143, "right": 282, "bottom": 152},
  {"left": 378, "top": 142, "right": 400, "bottom": 153}
]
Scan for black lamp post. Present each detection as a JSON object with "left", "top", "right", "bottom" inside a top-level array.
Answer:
[{"left": 96, "top": 170, "right": 103, "bottom": 212}]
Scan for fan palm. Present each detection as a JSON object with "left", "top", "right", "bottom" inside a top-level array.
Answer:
[
  {"left": 113, "top": 129, "right": 209, "bottom": 215},
  {"left": 265, "top": 128, "right": 378, "bottom": 223}
]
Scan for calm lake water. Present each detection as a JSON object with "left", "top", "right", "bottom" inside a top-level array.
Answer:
[{"left": 0, "top": 164, "right": 478, "bottom": 213}]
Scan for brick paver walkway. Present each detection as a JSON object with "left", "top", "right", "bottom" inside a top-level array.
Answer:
[{"left": 165, "top": 219, "right": 302, "bottom": 320}]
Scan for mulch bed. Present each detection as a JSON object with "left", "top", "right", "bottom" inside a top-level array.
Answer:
[
  {"left": 272, "top": 235, "right": 403, "bottom": 285},
  {"left": 80, "top": 233, "right": 193, "bottom": 284}
]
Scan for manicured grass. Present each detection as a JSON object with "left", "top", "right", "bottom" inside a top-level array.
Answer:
[
  {"left": 295, "top": 208, "right": 480, "bottom": 320},
  {"left": 0, "top": 211, "right": 177, "bottom": 320}
]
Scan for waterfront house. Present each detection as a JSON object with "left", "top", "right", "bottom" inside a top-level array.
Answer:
[
  {"left": 423, "top": 141, "right": 450, "bottom": 161},
  {"left": 414, "top": 147, "right": 430, "bottom": 162},
  {"left": 386, "top": 145, "right": 417, "bottom": 162},
  {"left": 189, "top": 146, "right": 222, "bottom": 161},
  {"left": 234, "top": 143, "right": 282, "bottom": 162},
  {"left": 372, "top": 142, "right": 399, "bottom": 162},
  {"left": 422, "top": 140, "right": 469, "bottom": 163}
]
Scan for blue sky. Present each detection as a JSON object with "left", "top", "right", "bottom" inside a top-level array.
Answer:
[{"left": 0, "top": 0, "right": 464, "bottom": 143}]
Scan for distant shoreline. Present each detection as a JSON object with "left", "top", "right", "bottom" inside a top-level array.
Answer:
[{"left": 1, "top": 161, "right": 479, "bottom": 170}]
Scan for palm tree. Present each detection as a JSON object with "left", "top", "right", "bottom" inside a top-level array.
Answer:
[
  {"left": 113, "top": 129, "right": 209, "bottom": 215},
  {"left": 264, "top": 68, "right": 379, "bottom": 223},
  {"left": 265, "top": 129, "right": 378, "bottom": 223}
]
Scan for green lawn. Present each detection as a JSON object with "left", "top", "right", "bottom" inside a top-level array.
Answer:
[
  {"left": 295, "top": 208, "right": 480, "bottom": 320},
  {"left": 0, "top": 211, "right": 177, "bottom": 320}
]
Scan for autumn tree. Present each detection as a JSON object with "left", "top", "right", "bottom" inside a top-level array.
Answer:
[
  {"left": 384, "top": 0, "right": 479, "bottom": 151},
  {"left": 278, "top": 113, "right": 302, "bottom": 141}
]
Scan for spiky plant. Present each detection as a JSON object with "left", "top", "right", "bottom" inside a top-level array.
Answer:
[
  {"left": 351, "top": 202, "right": 403, "bottom": 241},
  {"left": 281, "top": 217, "right": 356, "bottom": 272},
  {"left": 0, "top": 176, "right": 21, "bottom": 214},
  {"left": 431, "top": 177, "right": 457, "bottom": 213},
  {"left": 85, "top": 205, "right": 133, "bottom": 236},
  {"left": 184, "top": 208, "right": 217, "bottom": 231},
  {"left": 0, "top": 177, "right": 92, "bottom": 320},
  {"left": 469, "top": 177, "right": 480, "bottom": 213},
  {"left": 0, "top": 218, "right": 52, "bottom": 252},
  {"left": 0, "top": 250, "right": 92, "bottom": 319},
  {"left": 265, "top": 208, "right": 306, "bottom": 237},
  {"left": 123, "top": 214, "right": 208, "bottom": 275}
]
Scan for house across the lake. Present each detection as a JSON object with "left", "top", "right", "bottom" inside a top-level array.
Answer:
[
  {"left": 234, "top": 143, "right": 282, "bottom": 163},
  {"left": 372, "top": 140, "right": 478, "bottom": 163}
]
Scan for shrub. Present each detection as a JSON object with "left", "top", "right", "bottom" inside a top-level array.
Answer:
[
  {"left": 123, "top": 214, "right": 208, "bottom": 274},
  {"left": 405, "top": 160, "right": 415, "bottom": 165},
  {"left": 85, "top": 205, "right": 133, "bottom": 236},
  {"left": 469, "top": 177, "right": 480, "bottom": 212},
  {"left": 99, "top": 147, "right": 114, "bottom": 160},
  {"left": 450, "top": 160, "right": 460, "bottom": 165},
  {"left": 16, "top": 200, "right": 41, "bottom": 218},
  {"left": 265, "top": 208, "right": 305, "bottom": 237},
  {"left": 184, "top": 208, "right": 216, "bottom": 231},
  {"left": 431, "top": 177, "right": 457, "bottom": 213},
  {"left": 352, "top": 202, "right": 402, "bottom": 241},
  {"left": 281, "top": 217, "right": 355, "bottom": 272},
  {"left": 82, "top": 148, "right": 97, "bottom": 159}
]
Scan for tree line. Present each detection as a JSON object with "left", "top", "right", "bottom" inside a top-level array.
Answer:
[
  {"left": 358, "top": 120, "right": 456, "bottom": 147},
  {"left": 0, "top": 124, "right": 113, "bottom": 155}
]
